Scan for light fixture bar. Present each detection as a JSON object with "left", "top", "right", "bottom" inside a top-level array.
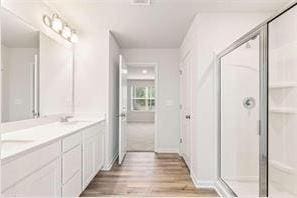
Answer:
[{"left": 42, "top": 13, "right": 78, "bottom": 43}]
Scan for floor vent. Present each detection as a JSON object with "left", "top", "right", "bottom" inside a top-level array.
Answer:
[{"left": 131, "top": 0, "right": 151, "bottom": 6}]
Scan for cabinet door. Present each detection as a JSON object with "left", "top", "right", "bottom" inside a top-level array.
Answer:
[
  {"left": 94, "top": 133, "right": 104, "bottom": 173},
  {"left": 63, "top": 145, "right": 82, "bottom": 184},
  {"left": 83, "top": 137, "right": 96, "bottom": 189},
  {"left": 14, "top": 158, "right": 62, "bottom": 197},
  {"left": 62, "top": 171, "right": 81, "bottom": 197}
]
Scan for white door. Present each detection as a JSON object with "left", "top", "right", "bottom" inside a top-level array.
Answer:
[
  {"left": 180, "top": 53, "right": 192, "bottom": 167},
  {"left": 118, "top": 55, "right": 128, "bottom": 165}
]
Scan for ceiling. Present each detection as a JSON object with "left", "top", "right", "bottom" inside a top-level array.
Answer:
[
  {"left": 128, "top": 65, "right": 155, "bottom": 79},
  {"left": 49, "top": 0, "right": 291, "bottom": 49},
  {"left": 1, "top": 8, "right": 38, "bottom": 48}
]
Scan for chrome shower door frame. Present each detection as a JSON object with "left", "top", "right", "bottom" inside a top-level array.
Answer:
[{"left": 216, "top": 25, "right": 268, "bottom": 197}]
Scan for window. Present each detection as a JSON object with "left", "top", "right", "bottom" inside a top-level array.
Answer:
[{"left": 131, "top": 86, "right": 155, "bottom": 111}]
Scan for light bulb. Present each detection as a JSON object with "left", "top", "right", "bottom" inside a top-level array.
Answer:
[
  {"left": 43, "top": 15, "right": 51, "bottom": 27},
  {"left": 122, "top": 69, "right": 128, "bottom": 74},
  {"left": 70, "top": 31, "right": 78, "bottom": 43},
  {"left": 51, "top": 14, "right": 63, "bottom": 33},
  {"left": 142, "top": 70, "right": 148, "bottom": 74},
  {"left": 62, "top": 25, "right": 72, "bottom": 39}
]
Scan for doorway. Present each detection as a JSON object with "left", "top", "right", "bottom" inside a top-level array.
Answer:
[{"left": 126, "top": 63, "right": 157, "bottom": 152}]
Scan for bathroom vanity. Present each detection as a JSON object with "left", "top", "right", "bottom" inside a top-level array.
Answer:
[
  {"left": 1, "top": 4, "right": 106, "bottom": 198},
  {"left": 1, "top": 118, "right": 105, "bottom": 197}
]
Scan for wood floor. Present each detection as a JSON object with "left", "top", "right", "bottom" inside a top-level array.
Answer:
[{"left": 80, "top": 152, "right": 219, "bottom": 197}]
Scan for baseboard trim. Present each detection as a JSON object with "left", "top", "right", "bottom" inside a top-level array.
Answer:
[
  {"left": 214, "top": 180, "right": 234, "bottom": 197},
  {"left": 191, "top": 173, "right": 215, "bottom": 189},
  {"left": 102, "top": 152, "right": 118, "bottom": 171},
  {"left": 155, "top": 148, "right": 179, "bottom": 153},
  {"left": 190, "top": 173, "right": 227, "bottom": 197}
]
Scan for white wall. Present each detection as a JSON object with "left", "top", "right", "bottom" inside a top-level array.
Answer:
[
  {"left": 1, "top": 46, "right": 37, "bottom": 122},
  {"left": 72, "top": 30, "right": 119, "bottom": 169},
  {"left": 74, "top": 31, "right": 109, "bottom": 115},
  {"left": 73, "top": 30, "right": 116, "bottom": 169},
  {"left": 39, "top": 33, "right": 73, "bottom": 116},
  {"left": 1, "top": 44, "right": 9, "bottom": 122},
  {"left": 105, "top": 33, "right": 120, "bottom": 168},
  {"left": 122, "top": 49, "right": 180, "bottom": 153},
  {"left": 1, "top": 1, "right": 71, "bottom": 49},
  {"left": 180, "top": 12, "right": 270, "bottom": 186}
]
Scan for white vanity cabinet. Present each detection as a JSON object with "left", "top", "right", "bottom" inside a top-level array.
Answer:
[
  {"left": 62, "top": 132, "right": 82, "bottom": 197},
  {"left": 2, "top": 141, "right": 62, "bottom": 197},
  {"left": 82, "top": 122, "right": 105, "bottom": 190},
  {"left": 1, "top": 120, "right": 105, "bottom": 197},
  {"left": 14, "top": 158, "right": 62, "bottom": 197}
]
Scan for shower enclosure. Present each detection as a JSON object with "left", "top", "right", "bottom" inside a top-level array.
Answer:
[{"left": 217, "top": 2, "right": 297, "bottom": 197}]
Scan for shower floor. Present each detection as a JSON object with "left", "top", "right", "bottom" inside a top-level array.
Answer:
[{"left": 225, "top": 180, "right": 296, "bottom": 197}]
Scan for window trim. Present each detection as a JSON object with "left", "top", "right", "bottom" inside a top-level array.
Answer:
[{"left": 130, "top": 86, "right": 155, "bottom": 112}]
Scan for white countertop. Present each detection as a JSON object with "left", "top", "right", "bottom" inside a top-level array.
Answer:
[{"left": 1, "top": 116, "right": 105, "bottom": 164}]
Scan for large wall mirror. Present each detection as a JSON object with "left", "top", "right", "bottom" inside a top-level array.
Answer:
[
  {"left": 1, "top": 8, "right": 39, "bottom": 123},
  {"left": 1, "top": 7, "right": 74, "bottom": 124}
]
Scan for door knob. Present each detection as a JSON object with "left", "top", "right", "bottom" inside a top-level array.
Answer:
[
  {"left": 243, "top": 97, "right": 256, "bottom": 109},
  {"left": 117, "top": 113, "right": 126, "bottom": 117},
  {"left": 185, "top": 115, "right": 191, "bottom": 119}
]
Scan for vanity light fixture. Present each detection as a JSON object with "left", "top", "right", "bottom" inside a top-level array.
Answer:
[
  {"left": 51, "top": 14, "right": 63, "bottom": 33},
  {"left": 62, "top": 24, "right": 72, "bottom": 39},
  {"left": 43, "top": 15, "right": 52, "bottom": 27},
  {"left": 70, "top": 31, "right": 79, "bottom": 43},
  {"left": 43, "top": 13, "right": 78, "bottom": 43}
]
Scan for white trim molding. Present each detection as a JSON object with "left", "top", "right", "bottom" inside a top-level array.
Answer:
[
  {"left": 215, "top": 180, "right": 234, "bottom": 197},
  {"left": 190, "top": 173, "right": 227, "bottom": 197},
  {"left": 155, "top": 148, "right": 179, "bottom": 154},
  {"left": 102, "top": 152, "right": 118, "bottom": 171},
  {"left": 191, "top": 173, "right": 215, "bottom": 188}
]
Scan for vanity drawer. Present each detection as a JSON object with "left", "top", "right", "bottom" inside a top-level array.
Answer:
[
  {"left": 62, "top": 171, "right": 82, "bottom": 197},
  {"left": 63, "top": 132, "right": 82, "bottom": 152},
  {"left": 62, "top": 145, "right": 82, "bottom": 184},
  {"left": 2, "top": 141, "right": 61, "bottom": 192}
]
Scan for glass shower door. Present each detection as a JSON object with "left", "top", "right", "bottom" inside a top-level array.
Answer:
[{"left": 220, "top": 35, "right": 261, "bottom": 197}]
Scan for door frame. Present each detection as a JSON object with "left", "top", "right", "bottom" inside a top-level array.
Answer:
[
  {"left": 125, "top": 62, "right": 159, "bottom": 153},
  {"left": 179, "top": 50, "right": 192, "bottom": 169},
  {"left": 118, "top": 54, "right": 128, "bottom": 165},
  {"left": 216, "top": 25, "right": 268, "bottom": 197}
]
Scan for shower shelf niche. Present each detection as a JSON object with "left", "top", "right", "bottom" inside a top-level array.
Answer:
[
  {"left": 269, "top": 108, "right": 297, "bottom": 114},
  {"left": 269, "top": 82, "right": 297, "bottom": 89}
]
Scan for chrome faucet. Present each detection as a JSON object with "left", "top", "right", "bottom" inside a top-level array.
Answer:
[{"left": 60, "top": 116, "right": 73, "bottom": 123}]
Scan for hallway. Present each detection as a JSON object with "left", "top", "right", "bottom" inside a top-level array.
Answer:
[{"left": 80, "top": 152, "right": 218, "bottom": 197}]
